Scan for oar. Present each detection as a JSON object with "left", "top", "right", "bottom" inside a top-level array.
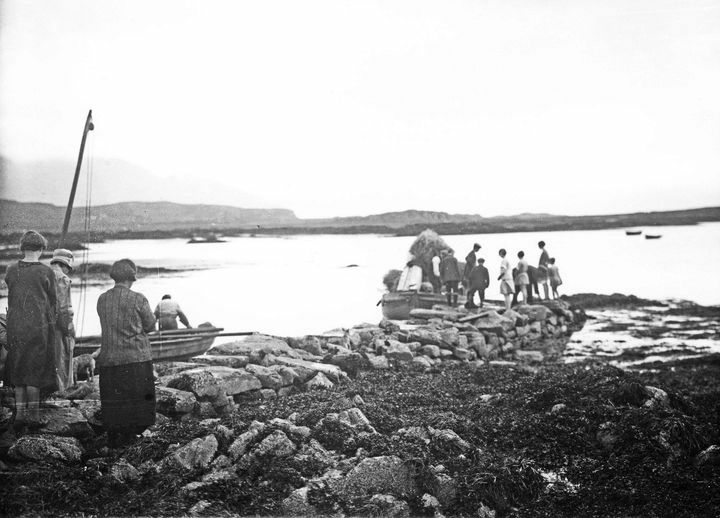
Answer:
[{"left": 76, "top": 330, "right": 256, "bottom": 344}]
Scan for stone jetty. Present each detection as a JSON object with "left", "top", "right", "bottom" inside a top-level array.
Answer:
[
  {"left": 1, "top": 299, "right": 584, "bottom": 448},
  {"left": 0, "top": 299, "right": 588, "bottom": 514}
]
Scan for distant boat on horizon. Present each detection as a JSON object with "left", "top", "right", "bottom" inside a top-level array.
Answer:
[
  {"left": 188, "top": 233, "right": 227, "bottom": 244},
  {"left": 645, "top": 234, "right": 662, "bottom": 240},
  {"left": 626, "top": 230, "right": 642, "bottom": 236}
]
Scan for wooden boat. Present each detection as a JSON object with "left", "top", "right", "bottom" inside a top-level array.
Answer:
[
  {"left": 188, "top": 234, "right": 227, "bottom": 244},
  {"left": 380, "top": 291, "right": 448, "bottom": 320},
  {"left": 645, "top": 234, "right": 662, "bottom": 240},
  {"left": 75, "top": 326, "right": 225, "bottom": 362},
  {"left": 625, "top": 230, "right": 642, "bottom": 236}
]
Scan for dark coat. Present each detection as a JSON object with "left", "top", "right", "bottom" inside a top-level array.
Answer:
[
  {"left": 3, "top": 261, "right": 58, "bottom": 390},
  {"left": 468, "top": 265, "right": 490, "bottom": 289},
  {"left": 440, "top": 256, "right": 462, "bottom": 282},
  {"left": 463, "top": 250, "right": 477, "bottom": 279}
]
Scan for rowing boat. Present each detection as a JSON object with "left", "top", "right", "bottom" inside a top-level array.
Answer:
[
  {"left": 380, "top": 291, "right": 448, "bottom": 320},
  {"left": 75, "top": 326, "right": 224, "bottom": 362}
]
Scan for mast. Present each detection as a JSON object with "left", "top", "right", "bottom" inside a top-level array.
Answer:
[{"left": 59, "top": 110, "right": 94, "bottom": 248}]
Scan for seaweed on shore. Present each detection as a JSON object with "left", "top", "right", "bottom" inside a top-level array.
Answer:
[{"left": 1, "top": 360, "right": 719, "bottom": 517}]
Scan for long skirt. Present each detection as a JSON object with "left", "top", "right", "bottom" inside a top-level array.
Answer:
[{"left": 99, "top": 361, "right": 155, "bottom": 432}]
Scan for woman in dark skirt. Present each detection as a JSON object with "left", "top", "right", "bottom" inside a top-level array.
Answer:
[
  {"left": 96, "top": 258, "right": 156, "bottom": 447},
  {"left": 4, "top": 230, "right": 58, "bottom": 429}
]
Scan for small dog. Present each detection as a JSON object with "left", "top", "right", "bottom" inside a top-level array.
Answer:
[{"left": 73, "top": 353, "right": 96, "bottom": 382}]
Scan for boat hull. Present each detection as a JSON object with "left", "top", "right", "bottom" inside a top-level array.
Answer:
[
  {"left": 74, "top": 327, "right": 221, "bottom": 362},
  {"left": 381, "top": 291, "right": 447, "bottom": 320}
]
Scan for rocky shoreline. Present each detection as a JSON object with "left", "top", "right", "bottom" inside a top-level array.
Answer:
[{"left": 1, "top": 297, "right": 719, "bottom": 517}]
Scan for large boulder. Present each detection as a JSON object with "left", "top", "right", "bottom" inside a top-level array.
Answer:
[
  {"left": 191, "top": 355, "right": 249, "bottom": 369},
  {"left": 110, "top": 459, "right": 140, "bottom": 483},
  {"left": 274, "top": 357, "right": 347, "bottom": 384},
  {"left": 154, "top": 362, "right": 201, "bottom": 377},
  {"left": 166, "top": 366, "right": 262, "bottom": 398},
  {"left": 695, "top": 445, "right": 720, "bottom": 469},
  {"left": 244, "top": 364, "right": 284, "bottom": 390},
  {"left": 38, "top": 407, "right": 93, "bottom": 438},
  {"left": 252, "top": 430, "right": 296, "bottom": 458},
  {"left": 306, "top": 372, "right": 335, "bottom": 390},
  {"left": 73, "top": 400, "right": 103, "bottom": 428},
  {"left": 282, "top": 487, "right": 317, "bottom": 515},
  {"left": 165, "top": 435, "right": 218, "bottom": 471},
  {"left": 515, "top": 305, "right": 553, "bottom": 322},
  {"left": 156, "top": 386, "right": 198, "bottom": 416},
  {"left": 419, "top": 344, "right": 441, "bottom": 358},
  {"left": 472, "top": 311, "right": 514, "bottom": 334},
  {"left": 9, "top": 434, "right": 83, "bottom": 463},
  {"left": 384, "top": 342, "right": 414, "bottom": 362},
  {"left": 365, "top": 353, "right": 390, "bottom": 370},
  {"left": 340, "top": 456, "right": 418, "bottom": 498},
  {"left": 328, "top": 352, "right": 366, "bottom": 377},
  {"left": 228, "top": 428, "right": 261, "bottom": 461},
  {"left": 209, "top": 334, "right": 299, "bottom": 357},
  {"left": 369, "top": 494, "right": 411, "bottom": 517},
  {"left": 406, "top": 329, "right": 443, "bottom": 346}
]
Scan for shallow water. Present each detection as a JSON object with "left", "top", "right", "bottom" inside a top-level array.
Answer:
[{"left": 1, "top": 222, "right": 719, "bottom": 340}]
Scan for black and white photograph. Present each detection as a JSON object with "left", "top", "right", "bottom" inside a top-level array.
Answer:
[{"left": 1, "top": 0, "right": 719, "bottom": 516}]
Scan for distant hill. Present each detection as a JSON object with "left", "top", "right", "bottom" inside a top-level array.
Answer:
[
  {"left": 0, "top": 157, "right": 273, "bottom": 208},
  {"left": 1, "top": 198, "right": 719, "bottom": 237},
  {"left": 0, "top": 199, "right": 298, "bottom": 233},
  {"left": 305, "top": 209, "right": 483, "bottom": 228}
]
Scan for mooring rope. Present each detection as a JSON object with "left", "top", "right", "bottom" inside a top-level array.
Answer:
[{"left": 76, "top": 133, "right": 95, "bottom": 338}]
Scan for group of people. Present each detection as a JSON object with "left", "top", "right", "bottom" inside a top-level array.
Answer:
[
  {"left": 408, "top": 240, "right": 563, "bottom": 311},
  {"left": 497, "top": 240, "right": 563, "bottom": 310},
  {"left": 1, "top": 230, "right": 191, "bottom": 446}
]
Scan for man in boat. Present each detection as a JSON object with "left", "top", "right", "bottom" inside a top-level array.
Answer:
[
  {"left": 50, "top": 249, "right": 76, "bottom": 391},
  {"left": 154, "top": 294, "right": 191, "bottom": 331}
]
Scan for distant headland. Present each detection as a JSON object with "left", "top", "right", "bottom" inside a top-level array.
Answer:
[{"left": 1, "top": 199, "right": 719, "bottom": 245}]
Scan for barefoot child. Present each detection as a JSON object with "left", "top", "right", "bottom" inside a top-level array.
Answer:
[{"left": 548, "top": 257, "right": 562, "bottom": 299}]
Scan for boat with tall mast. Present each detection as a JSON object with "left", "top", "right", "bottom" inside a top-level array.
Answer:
[{"left": 62, "top": 111, "right": 228, "bottom": 361}]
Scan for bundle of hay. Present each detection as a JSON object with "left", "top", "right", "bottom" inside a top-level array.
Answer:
[{"left": 408, "top": 229, "right": 452, "bottom": 280}]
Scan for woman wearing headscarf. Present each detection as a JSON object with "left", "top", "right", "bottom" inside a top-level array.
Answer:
[
  {"left": 96, "top": 258, "right": 156, "bottom": 447},
  {"left": 4, "top": 230, "right": 58, "bottom": 429}
]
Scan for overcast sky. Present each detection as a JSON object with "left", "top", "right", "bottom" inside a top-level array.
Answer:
[{"left": 1, "top": 0, "right": 719, "bottom": 218}]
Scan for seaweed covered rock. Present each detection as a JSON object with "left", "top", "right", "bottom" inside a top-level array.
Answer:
[
  {"left": 164, "top": 434, "right": 218, "bottom": 471},
  {"left": 339, "top": 455, "right": 419, "bottom": 498},
  {"left": 9, "top": 434, "right": 83, "bottom": 463}
]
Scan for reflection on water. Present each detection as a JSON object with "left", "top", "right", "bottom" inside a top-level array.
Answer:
[{"left": 1, "top": 223, "right": 719, "bottom": 340}]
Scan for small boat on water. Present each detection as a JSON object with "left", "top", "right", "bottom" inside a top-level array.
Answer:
[
  {"left": 645, "top": 234, "right": 662, "bottom": 240},
  {"left": 380, "top": 291, "right": 448, "bottom": 320},
  {"left": 625, "top": 230, "right": 642, "bottom": 236},
  {"left": 188, "top": 233, "right": 227, "bottom": 244},
  {"left": 75, "top": 326, "right": 224, "bottom": 362}
]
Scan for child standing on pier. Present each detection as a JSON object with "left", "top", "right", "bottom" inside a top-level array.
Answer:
[{"left": 548, "top": 258, "right": 563, "bottom": 299}]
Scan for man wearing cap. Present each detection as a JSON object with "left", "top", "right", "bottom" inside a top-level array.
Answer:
[
  {"left": 154, "top": 294, "right": 191, "bottom": 331},
  {"left": 51, "top": 249, "right": 76, "bottom": 391},
  {"left": 462, "top": 243, "right": 481, "bottom": 289}
]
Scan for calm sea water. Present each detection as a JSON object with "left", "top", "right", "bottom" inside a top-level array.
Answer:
[{"left": 2, "top": 222, "right": 719, "bottom": 339}]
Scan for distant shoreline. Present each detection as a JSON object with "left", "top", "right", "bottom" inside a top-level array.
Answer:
[
  {"left": 1, "top": 205, "right": 719, "bottom": 246},
  {"left": 1, "top": 200, "right": 719, "bottom": 243}
]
